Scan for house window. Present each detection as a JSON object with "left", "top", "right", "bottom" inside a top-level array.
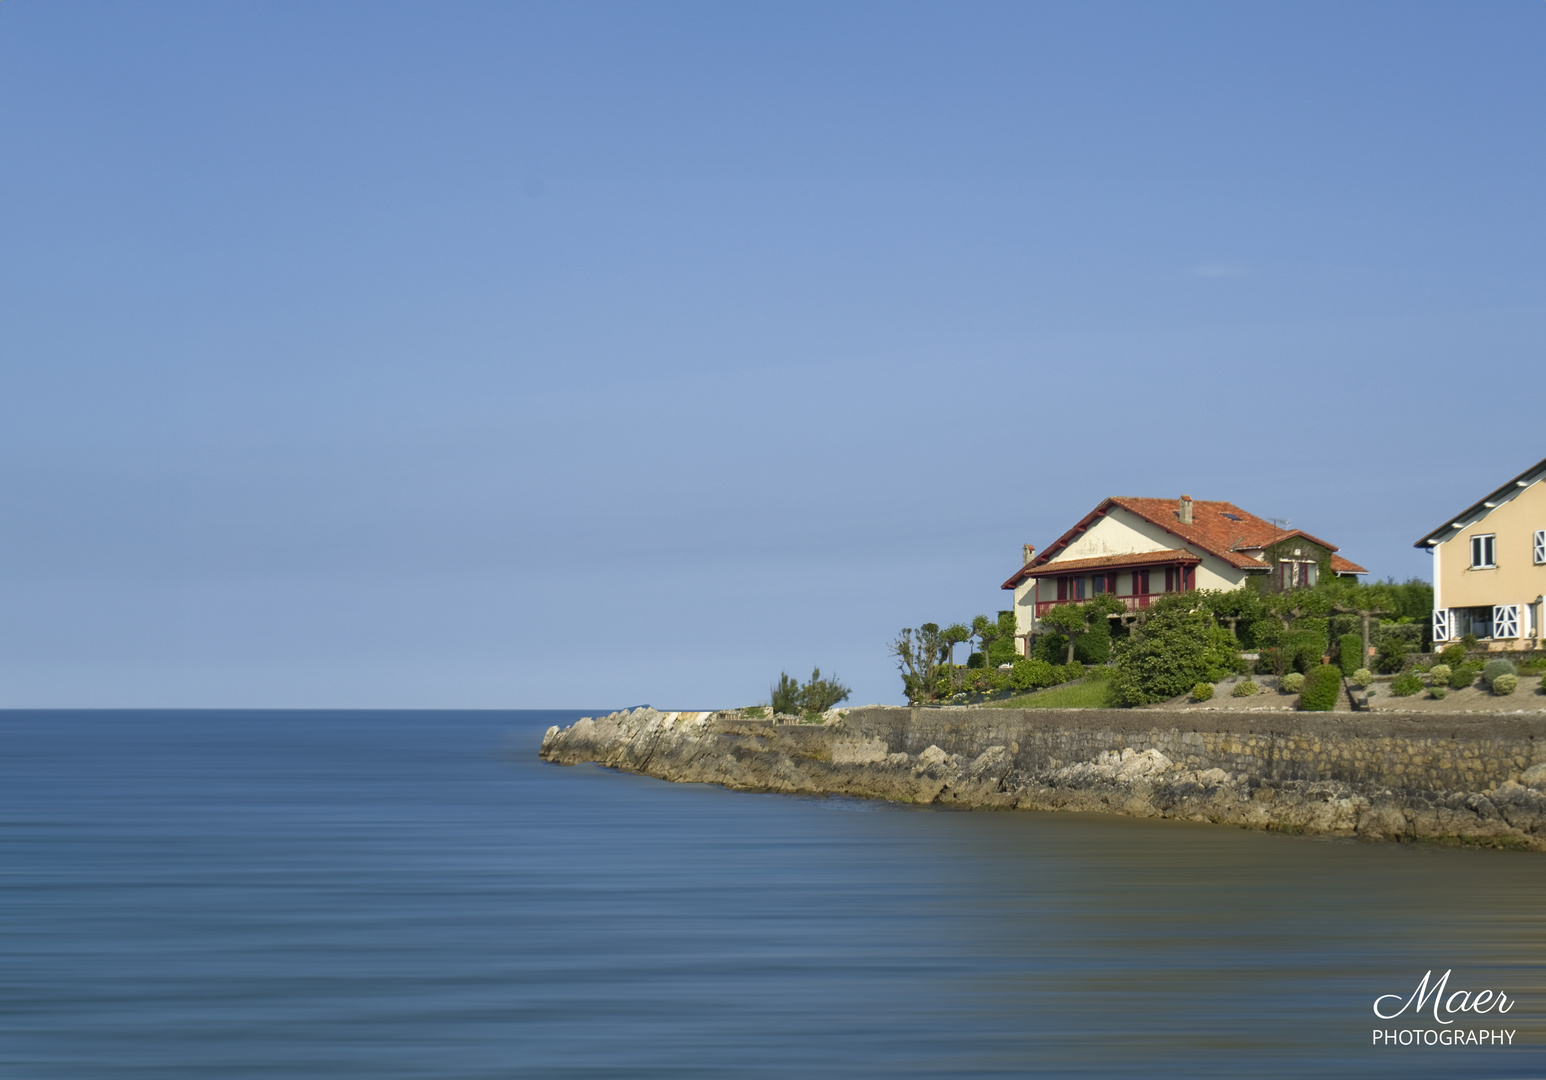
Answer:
[
  {"left": 1073, "top": 576, "right": 1087, "bottom": 600},
  {"left": 1454, "top": 606, "right": 1493, "bottom": 639},
  {"left": 1471, "top": 534, "right": 1496, "bottom": 568},
  {"left": 1092, "top": 574, "right": 1107, "bottom": 596},
  {"left": 1276, "top": 561, "right": 1317, "bottom": 589},
  {"left": 1535, "top": 530, "right": 1545, "bottom": 564},
  {"left": 1494, "top": 605, "right": 1520, "bottom": 639}
]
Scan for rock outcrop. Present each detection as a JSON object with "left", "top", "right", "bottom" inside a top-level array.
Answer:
[{"left": 539, "top": 706, "right": 1546, "bottom": 849}]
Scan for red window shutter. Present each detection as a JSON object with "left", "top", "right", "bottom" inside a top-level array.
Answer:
[
  {"left": 1183, "top": 566, "right": 1195, "bottom": 591},
  {"left": 1136, "top": 571, "right": 1149, "bottom": 595},
  {"left": 1057, "top": 577, "right": 1067, "bottom": 601},
  {"left": 1107, "top": 573, "right": 1117, "bottom": 595},
  {"left": 1165, "top": 568, "right": 1174, "bottom": 592}
]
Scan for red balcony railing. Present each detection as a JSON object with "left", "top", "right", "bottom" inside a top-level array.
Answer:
[{"left": 1034, "top": 594, "right": 1156, "bottom": 617}]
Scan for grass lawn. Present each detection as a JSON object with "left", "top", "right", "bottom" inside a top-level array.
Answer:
[{"left": 986, "top": 671, "right": 1116, "bottom": 709}]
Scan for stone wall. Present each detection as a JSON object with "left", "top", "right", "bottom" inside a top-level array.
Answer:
[
  {"left": 840, "top": 707, "right": 1546, "bottom": 794},
  {"left": 539, "top": 706, "right": 1546, "bottom": 848}
]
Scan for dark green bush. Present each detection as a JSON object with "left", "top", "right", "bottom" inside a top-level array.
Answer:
[
  {"left": 771, "top": 672, "right": 802, "bottom": 714},
  {"left": 772, "top": 667, "right": 851, "bottom": 715},
  {"left": 1284, "top": 625, "right": 1329, "bottom": 673},
  {"left": 1110, "top": 597, "right": 1239, "bottom": 706},
  {"left": 1449, "top": 664, "right": 1478, "bottom": 690},
  {"left": 1338, "top": 633, "right": 1363, "bottom": 676},
  {"left": 1481, "top": 659, "right": 1517, "bottom": 686},
  {"left": 1033, "top": 633, "right": 1068, "bottom": 664},
  {"left": 1374, "top": 637, "right": 1411, "bottom": 674},
  {"left": 1075, "top": 617, "right": 1112, "bottom": 664},
  {"left": 1390, "top": 672, "right": 1423, "bottom": 697},
  {"left": 1300, "top": 664, "right": 1343, "bottom": 711},
  {"left": 1010, "top": 657, "right": 1055, "bottom": 691},
  {"left": 1438, "top": 642, "right": 1468, "bottom": 667},
  {"left": 1057, "top": 662, "right": 1086, "bottom": 684},
  {"left": 1429, "top": 686, "right": 1448, "bottom": 700}
]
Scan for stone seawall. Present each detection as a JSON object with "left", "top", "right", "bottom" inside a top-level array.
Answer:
[{"left": 539, "top": 706, "right": 1546, "bottom": 848}]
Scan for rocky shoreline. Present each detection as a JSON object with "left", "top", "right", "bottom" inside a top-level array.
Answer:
[{"left": 539, "top": 706, "right": 1546, "bottom": 849}]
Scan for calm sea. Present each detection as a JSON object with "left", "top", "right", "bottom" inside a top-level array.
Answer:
[{"left": 3, "top": 709, "right": 1544, "bottom": 1078}]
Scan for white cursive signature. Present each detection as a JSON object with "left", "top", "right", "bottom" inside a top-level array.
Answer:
[{"left": 1373, "top": 970, "right": 1515, "bottom": 1025}]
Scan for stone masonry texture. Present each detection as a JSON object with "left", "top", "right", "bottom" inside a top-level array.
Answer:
[{"left": 539, "top": 706, "right": 1546, "bottom": 849}]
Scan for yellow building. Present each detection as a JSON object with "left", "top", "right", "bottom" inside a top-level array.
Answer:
[{"left": 1415, "top": 456, "right": 1546, "bottom": 649}]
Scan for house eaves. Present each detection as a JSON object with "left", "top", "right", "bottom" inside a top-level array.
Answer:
[{"left": 1413, "top": 456, "right": 1546, "bottom": 549}]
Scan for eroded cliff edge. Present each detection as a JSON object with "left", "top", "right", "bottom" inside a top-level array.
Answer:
[{"left": 539, "top": 706, "right": 1546, "bottom": 848}]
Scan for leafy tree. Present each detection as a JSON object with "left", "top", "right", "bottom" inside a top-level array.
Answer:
[
  {"left": 770, "top": 667, "right": 851, "bottom": 714},
  {"left": 942, "top": 623, "right": 970, "bottom": 684},
  {"left": 800, "top": 667, "right": 851, "bottom": 713},
  {"left": 988, "top": 610, "right": 1019, "bottom": 667},
  {"left": 1110, "top": 595, "right": 1239, "bottom": 706},
  {"left": 1040, "top": 596, "right": 1124, "bottom": 664},
  {"left": 890, "top": 623, "right": 949, "bottom": 703},
  {"left": 771, "top": 672, "right": 802, "bottom": 715}
]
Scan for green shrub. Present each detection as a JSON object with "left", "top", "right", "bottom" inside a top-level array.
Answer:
[
  {"left": 1010, "top": 657, "right": 1056, "bottom": 691},
  {"left": 1075, "top": 617, "right": 1112, "bottom": 664},
  {"left": 1450, "top": 664, "right": 1478, "bottom": 690},
  {"left": 1191, "top": 682, "right": 1214, "bottom": 702},
  {"left": 1280, "top": 672, "right": 1305, "bottom": 694},
  {"left": 1374, "top": 637, "right": 1411, "bottom": 674},
  {"left": 1492, "top": 673, "right": 1519, "bottom": 696},
  {"left": 1429, "top": 686, "right": 1448, "bottom": 700},
  {"left": 1390, "top": 672, "right": 1423, "bottom": 697},
  {"left": 1232, "top": 679, "right": 1258, "bottom": 697},
  {"left": 1481, "top": 659, "right": 1517, "bottom": 686},
  {"left": 1438, "top": 642, "right": 1468, "bottom": 667},
  {"left": 1352, "top": 668, "right": 1374, "bottom": 688},
  {"left": 1427, "top": 664, "right": 1451, "bottom": 686},
  {"left": 1109, "top": 598, "right": 1240, "bottom": 706},
  {"left": 1338, "top": 633, "right": 1363, "bottom": 676},
  {"left": 771, "top": 672, "right": 802, "bottom": 714},
  {"left": 742, "top": 706, "right": 767, "bottom": 719},
  {"left": 1058, "top": 662, "right": 1086, "bottom": 685},
  {"left": 771, "top": 667, "right": 851, "bottom": 715},
  {"left": 1034, "top": 633, "right": 1069, "bottom": 664},
  {"left": 1299, "top": 665, "right": 1342, "bottom": 711},
  {"left": 1284, "top": 626, "right": 1329, "bottom": 673}
]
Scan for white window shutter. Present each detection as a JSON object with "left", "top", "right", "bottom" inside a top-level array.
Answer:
[
  {"left": 1432, "top": 609, "right": 1451, "bottom": 642},
  {"left": 1493, "top": 605, "right": 1520, "bottom": 639},
  {"left": 1535, "top": 530, "right": 1545, "bottom": 564}
]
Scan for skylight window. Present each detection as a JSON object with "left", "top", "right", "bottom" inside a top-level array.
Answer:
[{"left": 1221, "top": 512, "right": 1241, "bottom": 521}]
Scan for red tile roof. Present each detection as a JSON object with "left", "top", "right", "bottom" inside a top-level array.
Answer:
[
  {"left": 1001, "top": 496, "right": 1367, "bottom": 589},
  {"left": 1018, "top": 549, "right": 1201, "bottom": 578}
]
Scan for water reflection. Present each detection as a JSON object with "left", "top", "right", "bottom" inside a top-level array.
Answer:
[{"left": 2, "top": 710, "right": 1542, "bottom": 1078}]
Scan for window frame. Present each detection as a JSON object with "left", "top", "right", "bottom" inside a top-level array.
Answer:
[
  {"left": 1534, "top": 530, "right": 1545, "bottom": 565},
  {"left": 1470, "top": 533, "right": 1497, "bottom": 569}
]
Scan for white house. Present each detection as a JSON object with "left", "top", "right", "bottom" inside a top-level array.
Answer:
[{"left": 1002, "top": 495, "right": 1367, "bottom": 652}]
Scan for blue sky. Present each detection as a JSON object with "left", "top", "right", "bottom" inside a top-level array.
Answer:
[{"left": 2, "top": 2, "right": 1542, "bottom": 709}]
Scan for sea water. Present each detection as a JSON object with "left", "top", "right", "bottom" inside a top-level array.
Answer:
[{"left": 2, "top": 709, "right": 1543, "bottom": 1078}]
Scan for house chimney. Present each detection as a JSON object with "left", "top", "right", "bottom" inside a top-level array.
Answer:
[
  {"left": 1178, "top": 495, "right": 1193, "bottom": 525},
  {"left": 1022, "top": 544, "right": 1036, "bottom": 565}
]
